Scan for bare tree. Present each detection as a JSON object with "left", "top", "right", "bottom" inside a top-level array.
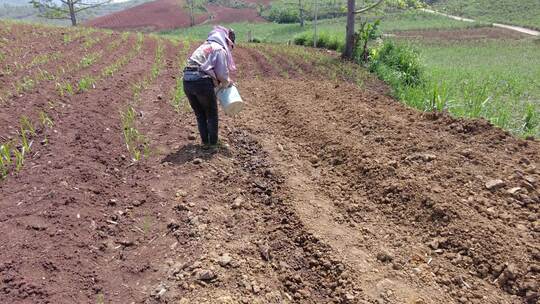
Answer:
[
  {"left": 342, "top": 0, "right": 383, "bottom": 59},
  {"left": 30, "top": 0, "right": 112, "bottom": 26}
]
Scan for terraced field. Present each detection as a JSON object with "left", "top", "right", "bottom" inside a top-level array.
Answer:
[{"left": 0, "top": 21, "right": 539, "bottom": 304}]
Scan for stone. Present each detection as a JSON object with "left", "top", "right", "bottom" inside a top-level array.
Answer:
[
  {"left": 507, "top": 187, "right": 523, "bottom": 195},
  {"left": 406, "top": 153, "right": 437, "bottom": 162},
  {"left": 217, "top": 254, "right": 232, "bottom": 267},
  {"left": 497, "top": 263, "right": 518, "bottom": 286},
  {"left": 524, "top": 176, "right": 537, "bottom": 185},
  {"left": 252, "top": 283, "right": 261, "bottom": 294},
  {"left": 428, "top": 239, "right": 440, "bottom": 250},
  {"left": 151, "top": 283, "right": 167, "bottom": 299},
  {"left": 486, "top": 179, "right": 505, "bottom": 191},
  {"left": 197, "top": 269, "right": 216, "bottom": 281},
  {"left": 232, "top": 197, "right": 243, "bottom": 209},
  {"left": 188, "top": 134, "right": 196, "bottom": 140},
  {"left": 259, "top": 244, "right": 271, "bottom": 261},
  {"left": 175, "top": 189, "right": 188, "bottom": 198},
  {"left": 193, "top": 158, "right": 202, "bottom": 165},
  {"left": 376, "top": 250, "right": 394, "bottom": 263}
]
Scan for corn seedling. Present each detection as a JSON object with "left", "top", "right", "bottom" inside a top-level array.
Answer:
[
  {"left": 36, "top": 69, "right": 55, "bottom": 82},
  {"left": 63, "top": 34, "right": 72, "bottom": 44},
  {"left": 30, "top": 53, "right": 57, "bottom": 67},
  {"left": 20, "top": 129, "right": 31, "bottom": 154},
  {"left": 78, "top": 77, "right": 95, "bottom": 92},
  {"left": 142, "top": 216, "right": 152, "bottom": 234},
  {"left": 522, "top": 103, "right": 539, "bottom": 135},
  {"left": 13, "top": 148, "right": 24, "bottom": 172},
  {"left": 427, "top": 83, "right": 450, "bottom": 112},
  {"left": 121, "top": 106, "right": 150, "bottom": 161},
  {"left": 0, "top": 143, "right": 11, "bottom": 164},
  {"left": 56, "top": 81, "right": 74, "bottom": 97},
  {"left": 39, "top": 111, "right": 54, "bottom": 129},
  {"left": 16, "top": 76, "right": 35, "bottom": 94},
  {"left": 0, "top": 143, "right": 11, "bottom": 178},
  {"left": 83, "top": 36, "right": 99, "bottom": 49},
  {"left": 20, "top": 116, "right": 36, "bottom": 136},
  {"left": 79, "top": 53, "right": 100, "bottom": 68},
  {"left": 151, "top": 42, "right": 165, "bottom": 80},
  {"left": 171, "top": 40, "right": 191, "bottom": 112},
  {"left": 96, "top": 293, "right": 105, "bottom": 304}
]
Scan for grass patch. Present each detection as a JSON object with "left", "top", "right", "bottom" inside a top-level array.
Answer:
[
  {"left": 432, "top": 0, "right": 540, "bottom": 30},
  {"left": 371, "top": 38, "right": 540, "bottom": 137},
  {"left": 160, "top": 10, "right": 480, "bottom": 43}
]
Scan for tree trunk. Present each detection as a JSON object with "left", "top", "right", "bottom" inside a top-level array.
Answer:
[
  {"left": 313, "top": 0, "right": 318, "bottom": 47},
  {"left": 189, "top": 1, "right": 195, "bottom": 27},
  {"left": 342, "top": 0, "right": 355, "bottom": 59},
  {"left": 298, "top": 0, "right": 304, "bottom": 27},
  {"left": 68, "top": 0, "right": 77, "bottom": 26}
]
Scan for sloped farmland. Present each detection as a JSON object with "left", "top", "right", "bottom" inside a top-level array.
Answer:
[
  {"left": 0, "top": 22, "right": 539, "bottom": 304},
  {"left": 85, "top": 0, "right": 265, "bottom": 31}
]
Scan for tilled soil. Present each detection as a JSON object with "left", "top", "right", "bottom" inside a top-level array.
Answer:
[{"left": 0, "top": 25, "right": 539, "bottom": 304}]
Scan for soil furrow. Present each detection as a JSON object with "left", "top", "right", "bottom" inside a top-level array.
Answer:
[
  {"left": 0, "top": 32, "right": 134, "bottom": 138},
  {"left": 236, "top": 78, "right": 540, "bottom": 303},
  {"left": 0, "top": 36, "right": 159, "bottom": 303}
]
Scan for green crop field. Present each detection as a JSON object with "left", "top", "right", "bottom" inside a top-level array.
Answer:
[{"left": 430, "top": 0, "right": 540, "bottom": 30}]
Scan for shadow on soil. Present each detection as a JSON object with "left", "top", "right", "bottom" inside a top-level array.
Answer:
[{"left": 162, "top": 143, "right": 230, "bottom": 165}]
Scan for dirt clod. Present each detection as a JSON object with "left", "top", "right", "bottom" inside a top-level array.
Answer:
[
  {"left": 376, "top": 250, "right": 394, "bottom": 263},
  {"left": 486, "top": 179, "right": 506, "bottom": 190},
  {"left": 197, "top": 269, "right": 216, "bottom": 281},
  {"left": 217, "top": 254, "right": 232, "bottom": 267}
]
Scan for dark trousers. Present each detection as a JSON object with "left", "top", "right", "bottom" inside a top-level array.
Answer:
[{"left": 183, "top": 78, "right": 218, "bottom": 145}]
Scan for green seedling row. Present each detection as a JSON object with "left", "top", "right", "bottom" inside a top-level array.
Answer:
[
  {"left": 0, "top": 113, "right": 54, "bottom": 179},
  {"left": 121, "top": 106, "right": 150, "bottom": 162},
  {"left": 171, "top": 39, "right": 191, "bottom": 113}
]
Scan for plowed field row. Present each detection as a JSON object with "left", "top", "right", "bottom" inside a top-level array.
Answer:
[{"left": 0, "top": 23, "right": 538, "bottom": 304}]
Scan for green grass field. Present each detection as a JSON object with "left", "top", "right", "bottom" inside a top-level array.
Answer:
[
  {"left": 392, "top": 38, "right": 540, "bottom": 136},
  {"left": 431, "top": 0, "right": 540, "bottom": 30},
  {"left": 161, "top": 10, "right": 482, "bottom": 43}
]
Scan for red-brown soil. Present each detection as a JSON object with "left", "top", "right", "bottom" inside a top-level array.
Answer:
[
  {"left": 391, "top": 26, "right": 529, "bottom": 41},
  {"left": 0, "top": 22, "right": 539, "bottom": 304},
  {"left": 85, "top": 0, "right": 265, "bottom": 31},
  {"left": 85, "top": 0, "right": 207, "bottom": 31}
]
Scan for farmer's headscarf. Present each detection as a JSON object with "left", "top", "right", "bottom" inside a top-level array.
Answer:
[{"left": 207, "top": 25, "right": 237, "bottom": 72}]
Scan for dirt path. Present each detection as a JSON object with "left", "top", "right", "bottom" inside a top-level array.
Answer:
[{"left": 421, "top": 8, "right": 540, "bottom": 36}]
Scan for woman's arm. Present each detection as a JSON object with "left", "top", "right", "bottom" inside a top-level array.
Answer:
[{"left": 212, "top": 49, "right": 231, "bottom": 88}]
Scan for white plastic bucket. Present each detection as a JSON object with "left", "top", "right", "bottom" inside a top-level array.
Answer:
[{"left": 217, "top": 85, "right": 244, "bottom": 116}]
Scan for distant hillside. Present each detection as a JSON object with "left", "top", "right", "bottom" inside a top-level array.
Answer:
[
  {"left": 86, "top": 0, "right": 266, "bottom": 31},
  {"left": 0, "top": 0, "right": 153, "bottom": 25},
  {"left": 428, "top": 0, "right": 540, "bottom": 30}
]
